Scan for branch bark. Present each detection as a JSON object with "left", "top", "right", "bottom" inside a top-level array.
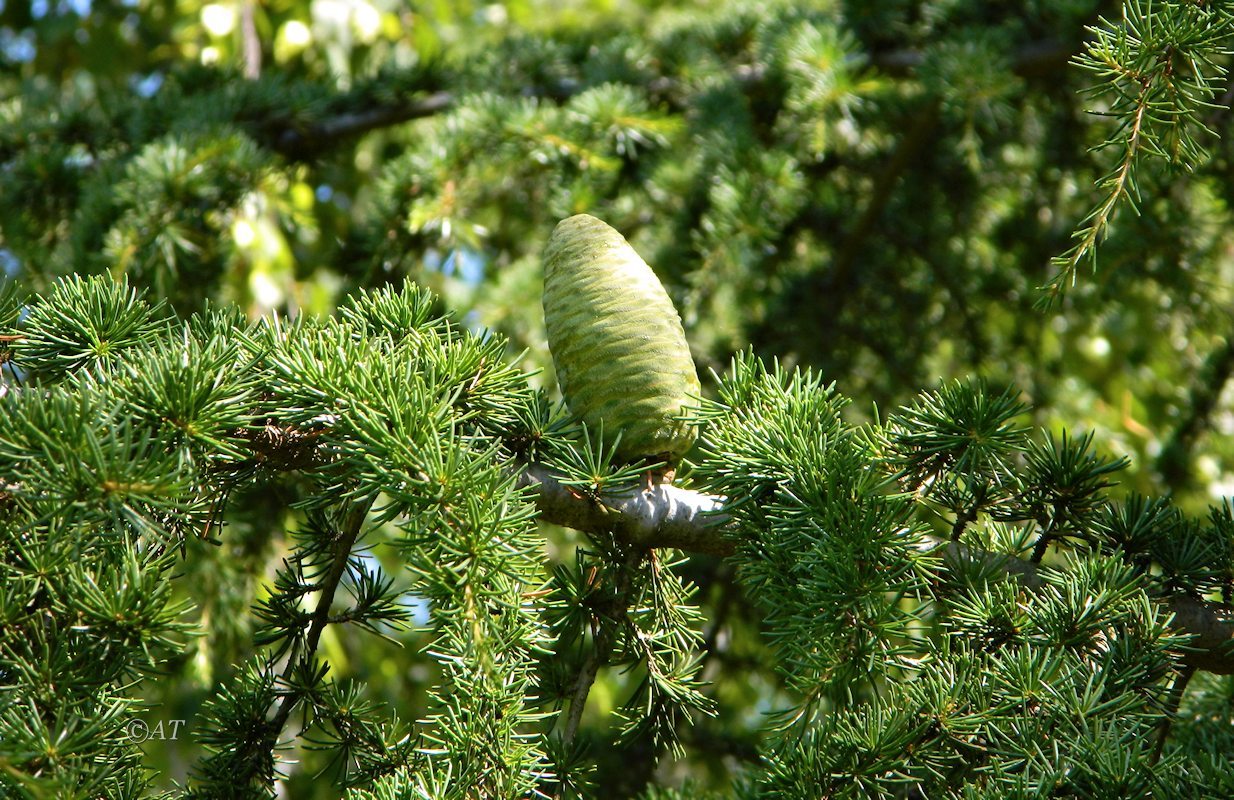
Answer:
[
  {"left": 266, "top": 38, "right": 1073, "bottom": 159},
  {"left": 275, "top": 91, "right": 455, "bottom": 157},
  {"left": 870, "top": 40, "right": 1074, "bottom": 79},
  {"left": 240, "top": 0, "right": 262, "bottom": 80},
  {"left": 518, "top": 464, "right": 1234, "bottom": 675},
  {"left": 516, "top": 463, "right": 731, "bottom": 556},
  {"left": 269, "top": 502, "right": 370, "bottom": 739}
]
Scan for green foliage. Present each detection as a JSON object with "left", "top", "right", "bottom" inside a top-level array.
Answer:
[
  {"left": 0, "top": 275, "right": 724, "bottom": 798},
  {"left": 1, "top": 277, "right": 549, "bottom": 797},
  {"left": 693, "top": 354, "right": 932, "bottom": 716},
  {"left": 18, "top": 275, "right": 169, "bottom": 379},
  {"left": 6, "top": 1, "right": 1234, "bottom": 798},
  {"left": 8, "top": 0, "right": 1234, "bottom": 498},
  {"left": 6, "top": 274, "right": 1234, "bottom": 796},
  {"left": 693, "top": 357, "right": 1230, "bottom": 796},
  {"left": 0, "top": 392, "right": 194, "bottom": 796},
  {"left": 1044, "top": 0, "right": 1234, "bottom": 301}
]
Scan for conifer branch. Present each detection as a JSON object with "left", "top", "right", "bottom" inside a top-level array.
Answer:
[
  {"left": 268, "top": 502, "right": 371, "bottom": 740},
  {"left": 516, "top": 463, "right": 730, "bottom": 556},
  {"left": 871, "top": 39, "right": 1074, "bottom": 78},
  {"left": 936, "top": 539, "right": 1234, "bottom": 674},
  {"left": 1152, "top": 662, "right": 1196, "bottom": 764},
  {"left": 1041, "top": 73, "right": 1151, "bottom": 303},
  {"left": 561, "top": 549, "right": 641, "bottom": 747},
  {"left": 275, "top": 91, "right": 455, "bottom": 156},
  {"left": 240, "top": 0, "right": 261, "bottom": 80},
  {"left": 562, "top": 647, "right": 602, "bottom": 746},
  {"left": 520, "top": 468, "right": 1234, "bottom": 675},
  {"left": 268, "top": 36, "right": 1070, "bottom": 163},
  {"left": 208, "top": 448, "right": 1234, "bottom": 675}
]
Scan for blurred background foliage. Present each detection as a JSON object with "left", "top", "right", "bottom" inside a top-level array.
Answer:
[{"left": 4, "top": 0, "right": 1234, "bottom": 795}]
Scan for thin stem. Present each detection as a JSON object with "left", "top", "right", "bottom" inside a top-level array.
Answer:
[
  {"left": 1151, "top": 663, "right": 1196, "bottom": 765},
  {"left": 276, "top": 92, "right": 455, "bottom": 157},
  {"left": 240, "top": 0, "right": 261, "bottom": 80},
  {"left": 561, "top": 548, "right": 642, "bottom": 748},
  {"left": 699, "top": 563, "right": 737, "bottom": 681},
  {"left": 562, "top": 648, "right": 602, "bottom": 745},
  {"left": 1029, "top": 532, "right": 1052, "bottom": 563},
  {"left": 1029, "top": 507, "right": 1063, "bottom": 564},
  {"left": 1041, "top": 75, "right": 1152, "bottom": 303},
  {"left": 950, "top": 507, "right": 975, "bottom": 542},
  {"left": 268, "top": 501, "right": 370, "bottom": 739},
  {"left": 950, "top": 485, "right": 988, "bottom": 542}
]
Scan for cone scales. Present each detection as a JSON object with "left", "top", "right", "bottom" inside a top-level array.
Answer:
[{"left": 542, "top": 214, "right": 700, "bottom": 463}]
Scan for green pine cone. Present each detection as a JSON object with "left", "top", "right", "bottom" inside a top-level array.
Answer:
[{"left": 542, "top": 214, "right": 700, "bottom": 463}]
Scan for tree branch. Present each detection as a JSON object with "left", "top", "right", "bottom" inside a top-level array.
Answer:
[
  {"left": 560, "top": 548, "right": 643, "bottom": 750},
  {"left": 218, "top": 433, "right": 1234, "bottom": 675},
  {"left": 518, "top": 465, "right": 1234, "bottom": 675},
  {"left": 562, "top": 646, "right": 602, "bottom": 746},
  {"left": 1152, "top": 662, "right": 1196, "bottom": 764},
  {"left": 869, "top": 40, "right": 1074, "bottom": 79},
  {"left": 516, "top": 463, "right": 731, "bottom": 556},
  {"left": 240, "top": 0, "right": 261, "bottom": 80},
  {"left": 269, "top": 502, "right": 370, "bottom": 739},
  {"left": 267, "top": 37, "right": 1072, "bottom": 159},
  {"left": 275, "top": 91, "right": 455, "bottom": 157}
]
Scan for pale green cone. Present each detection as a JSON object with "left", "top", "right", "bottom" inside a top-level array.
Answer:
[{"left": 542, "top": 214, "right": 700, "bottom": 463}]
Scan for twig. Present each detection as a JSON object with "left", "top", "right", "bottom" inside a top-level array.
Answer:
[
  {"left": 1030, "top": 531, "right": 1053, "bottom": 564},
  {"left": 934, "top": 539, "right": 1234, "bottom": 675},
  {"left": 950, "top": 485, "right": 988, "bottom": 542},
  {"left": 562, "top": 648, "right": 601, "bottom": 746},
  {"left": 1041, "top": 75, "right": 1153, "bottom": 304},
  {"left": 241, "top": 0, "right": 262, "bottom": 80},
  {"left": 870, "top": 40, "right": 1073, "bottom": 79},
  {"left": 1151, "top": 663, "right": 1196, "bottom": 765},
  {"left": 276, "top": 92, "right": 455, "bottom": 156},
  {"left": 700, "top": 564, "right": 736, "bottom": 662},
  {"left": 268, "top": 502, "right": 370, "bottom": 740},
  {"left": 561, "top": 548, "right": 642, "bottom": 748}
]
